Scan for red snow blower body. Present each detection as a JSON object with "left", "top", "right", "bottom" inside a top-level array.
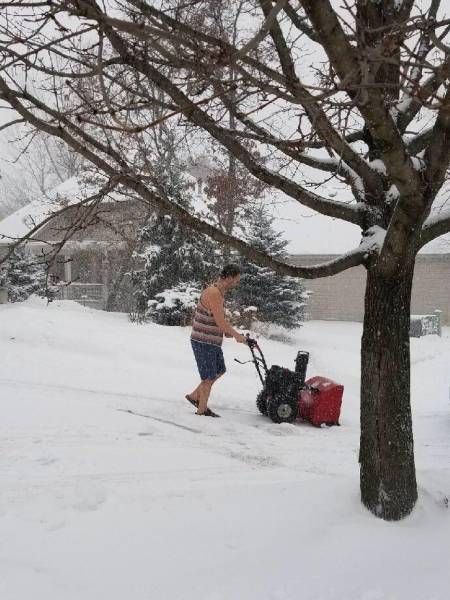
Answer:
[
  {"left": 237, "top": 336, "right": 344, "bottom": 425},
  {"left": 298, "top": 376, "right": 343, "bottom": 427}
]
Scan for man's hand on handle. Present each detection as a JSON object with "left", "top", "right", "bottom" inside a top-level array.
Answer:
[
  {"left": 245, "top": 335, "right": 258, "bottom": 348},
  {"left": 234, "top": 332, "right": 247, "bottom": 344}
]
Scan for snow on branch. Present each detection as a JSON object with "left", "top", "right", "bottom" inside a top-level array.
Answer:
[
  {"left": 404, "top": 128, "right": 434, "bottom": 155},
  {"left": 287, "top": 247, "right": 367, "bottom": 278},
  {"left": 359, "top": 225, "right": 387, "bottom": 256},
  {"left": 419, "top": 209, "right": 450, "bottom": 248}
]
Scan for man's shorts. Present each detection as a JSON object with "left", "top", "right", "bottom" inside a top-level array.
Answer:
[{"left": 191, "top": 340, "right": 226, "bottom": 381}]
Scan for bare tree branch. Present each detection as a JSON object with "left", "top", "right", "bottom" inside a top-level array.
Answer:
[
  {"left": 423, "top": 86, "right": 450, "bottom": 198},
  {"left": 0, "top": 72, "right": 366, "bottom": 278},
  {"left": 257, "top": 0, "right": 383, "bottom": 201},
  {"left": 282, "top": 1, "right": 318, "bottom": 42},
  {"left": 68, "top": 0, "right": 364, "bottom": 225},
  {"left": 0, "top": 118, "right": 24, "bottom": 132},
  {"left": 1, "top": 0, "right": 449, "bottom": 282},
  {"left": 405, "top": 128, "right": 433, "bottom": 155},
  {"left": 300, "top": 0, "right": 422, "bottom": 203},
  {"left": 237, "top": 0, "right": 289, "bottom": 58}
]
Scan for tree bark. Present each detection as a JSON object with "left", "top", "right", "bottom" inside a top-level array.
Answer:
[{"left": 360, "top": 264, "right": 418, "bottom": 520}]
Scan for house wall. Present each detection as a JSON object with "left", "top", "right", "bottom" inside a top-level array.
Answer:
[
  {"left": 0, "top": 245, "right": 8, "bottom": 303},
  {"left": 38, "top": 200, "right": 150, "bottom": 311},
  {"left": 0, "top": 197, "right": 154, "bottom": 309},
  {"left": 412, "top": 255, "right": 450, "bottom": 325},
  {"left": 37, "top": 200, "right": 150, "bottom": 243},
  {"left": 290, "top": 254, "right": 450, "bottom": 325}
]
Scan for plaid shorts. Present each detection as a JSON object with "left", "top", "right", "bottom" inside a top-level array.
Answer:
[{"left": 191, "top": 340, "right": 226, "bottom": 381}]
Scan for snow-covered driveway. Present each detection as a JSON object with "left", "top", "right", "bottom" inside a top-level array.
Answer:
[{"left": 1, "top": 299, "right": 449, "bottom": 600}]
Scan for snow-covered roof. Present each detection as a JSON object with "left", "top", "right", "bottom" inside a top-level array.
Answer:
[
  {"left": 0, "top": 177, "right": 81, "bottom": 244},
  {"left": 0, "top": 176, "right": 130, "bottom": 245}
]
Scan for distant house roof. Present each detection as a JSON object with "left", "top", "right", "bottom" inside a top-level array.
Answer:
[
  {"left": 0, "top": 177, "right": 81, "bottom": 244},
  {"left": 0, "top": 176, "right": 142, "bottom": 247}
]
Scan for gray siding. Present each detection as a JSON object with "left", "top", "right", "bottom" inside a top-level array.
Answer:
[
  {"left": 412, "top": 255, "right": 450, "bottom": 324},
  {"left": 0, "top": 245, "right": 8, "bottom": 303},
  {"left": 290, "top": 254, "right": 450, "bottom": 325}
]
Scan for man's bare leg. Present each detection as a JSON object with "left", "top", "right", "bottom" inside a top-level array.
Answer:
[
  {"left": 188, "top": 373, "right": 223, "bottom": 406},
  {"left": 197, "top": 379, "right": 213, "bottom": 414},
  {"left": 196, "top": 373, "right": 224, "bottom": 414},
  {"left": 186, "top": 382, "right": 203, "bottom": 405}
]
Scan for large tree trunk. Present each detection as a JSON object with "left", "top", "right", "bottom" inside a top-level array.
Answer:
[{"left": 360, "top": 264, "right": 418, "bottom": 520}]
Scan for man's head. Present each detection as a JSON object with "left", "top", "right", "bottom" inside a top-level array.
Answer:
[{"left": 219, "top": 263, "right": 241, "bottom": 290}]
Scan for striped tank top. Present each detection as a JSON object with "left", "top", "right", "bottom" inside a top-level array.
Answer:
[{"left": 191, "top": 288, "right": 224, "bottom": 347}]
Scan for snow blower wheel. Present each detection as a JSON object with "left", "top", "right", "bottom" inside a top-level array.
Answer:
[
  {"left": 256, "top": 390, "right": 269, "bottom": 415},
  {"left": 267, "top": 394, "right": 299, "bottom": 423}
]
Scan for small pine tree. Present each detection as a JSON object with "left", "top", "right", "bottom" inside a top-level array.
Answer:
[
  {"left": 132, "top": 141, "right": 219, "bottom": 324},
  {"left": 231, "top": 204, "right": 307, "bottom": 330},
  {"left": 1, "top": 247, "right": 47, "bottom": 302},
  {"left": 133, "top": 212, "right": 218, "bottom": 322}
]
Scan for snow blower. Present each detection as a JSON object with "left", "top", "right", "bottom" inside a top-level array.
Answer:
[{"left": 237, "top": 335, "right": 344, "bottom": 425}]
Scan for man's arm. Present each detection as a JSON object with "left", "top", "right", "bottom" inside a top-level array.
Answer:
[{"left": 206, "top": 289, "right": 246, "bottom": 343}]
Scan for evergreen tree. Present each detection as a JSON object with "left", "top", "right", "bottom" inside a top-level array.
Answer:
[
  {"left": 132, "top": 132, "right": 219, "bottom": 324},
  {"left": 0, "top": 247, "right": 47, "bottom": 302},
  {"left": 231, "top": 204, "right": 307, "bottom": 330},
  {"left": 133, "top": 211, "right": 218, "bottom": 322}
]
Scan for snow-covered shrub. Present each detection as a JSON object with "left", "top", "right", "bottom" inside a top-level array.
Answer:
[{"left": 146, "top": 283, "right": 201, "bottom": 326}]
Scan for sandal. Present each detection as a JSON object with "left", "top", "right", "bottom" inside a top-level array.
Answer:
[
  {"left": 196, "top": 408, "right": 221, "bottom": 418},
  {"left": 185, "top": 394, "right": 198, "bottom": 407}
]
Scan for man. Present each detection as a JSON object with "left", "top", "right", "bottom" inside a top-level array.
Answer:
[{"left": 186, "top": 264, "right": 247, "bottom": 417}]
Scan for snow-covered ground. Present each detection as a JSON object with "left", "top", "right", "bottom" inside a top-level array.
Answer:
[{"left": 1, "top": 298, "right": 449, "bottom": 600}]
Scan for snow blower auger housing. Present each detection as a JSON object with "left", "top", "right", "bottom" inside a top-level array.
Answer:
[{"left": 236, "top": 335, "right": 344, "bottom": 425}]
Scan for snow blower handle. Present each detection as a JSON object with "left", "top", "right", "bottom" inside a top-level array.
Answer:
[
  {"left": 234, "top": 335, "right": 268, "bottom": 386},
  {"left": 245, "top": 334, "right": 258, "bottom": 349}
]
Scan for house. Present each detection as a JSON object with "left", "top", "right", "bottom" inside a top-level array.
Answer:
[
  {"left": 286, "top": 215, "right": 450, "bottom": 325},
  {"left": 289, "top": 253, "right": 450, "bottom": 325},
  {"left": 0, "top": 177, "right": 151, "bottom": 310},
  {"left": 1, "top": 178, "right": 450, "bottom": 323}
]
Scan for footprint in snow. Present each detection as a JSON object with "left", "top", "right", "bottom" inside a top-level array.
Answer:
[
  {"left": 72, "top": 482, "right": 107, "bottom": 512},
  {"left": 228, "top": 451, "right": 281, "bottom": 468},
  {"left": 44, "top": 517, "right": 66, "bottom": 532},
  {"left": 36, "top": 456, "right": 58, "bottom": 466}
]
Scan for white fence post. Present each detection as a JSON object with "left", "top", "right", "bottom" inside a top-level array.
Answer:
[{"left": 64, "top": 255, "right": 72, "bottom": 283}]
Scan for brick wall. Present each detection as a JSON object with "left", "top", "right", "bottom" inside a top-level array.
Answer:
[{"left": 290, "top": 254, "right": 450, "bottom": 324}]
